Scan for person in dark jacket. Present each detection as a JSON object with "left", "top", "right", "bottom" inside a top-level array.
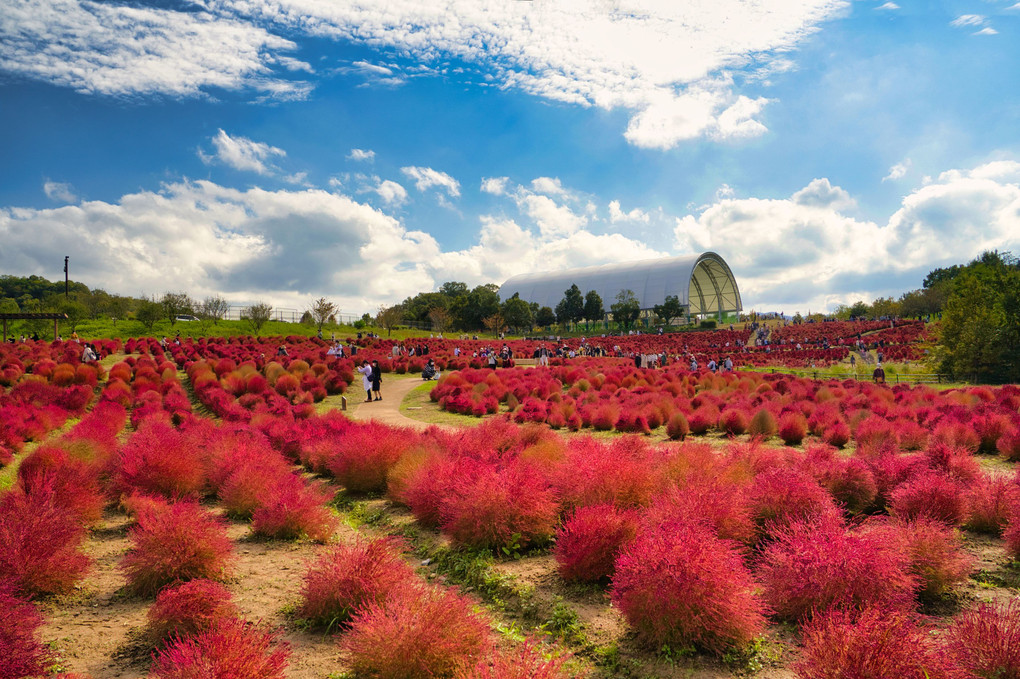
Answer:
[{"left": 371, "top": 360, "right": 382, "bottom": 400}]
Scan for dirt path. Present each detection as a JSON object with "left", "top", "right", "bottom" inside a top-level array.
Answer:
[{"left": 346, "top": 374, "right": 449, "bottom": 431}]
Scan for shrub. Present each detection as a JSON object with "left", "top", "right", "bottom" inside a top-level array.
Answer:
[
  {"left": 747, "top": 408, "right": 778, "bottom": 439},
  {"left": 945, "top": 600, "right": 1020, "bottom": 679},
  {"left": 115, "top": 419, "right": 206, "bottom": 500},
  {"left": 553, "top": 437, "right": 661, "bottom": 510},
  {"left": 821, "top": 419, "right": 851, "bottom": 448},
  {"left": 889, "top": 471, "right": 968, "bottom": 526},
  {"left": 0, "top": 582, "right": 49, "bottom": 679},
  {"left": 251, "top": 476, "right": 337, "bottom": 543},
  {"left": 219, "top": 462, "right": 288, "bottom": 519},
  {"left": 758, "top": 520, "right": 917, "bottom": 622},
  {"left": 343, "top": 583, "right": 492, "bottom": 679},
  {"left": 441, "top": 459, "right": 558, "bottom": 551},
  {"left": 17, "top": 444, "right": 105, "bottom": 526},
  {"left": 145, "top": 579, "right": 239, "bottom": 647},
  {"left": 464, "top": 637, "right": 572, "bottom": 679},
  {"left": 554, "top": 504, "right": 638, "bottom": 582},
  {"left": 823, "top": 458, "right": 878, "bottom": 515},
  {"left": 746, "top": 467, "right": 841, "bottom": 542},
  {"left": 297, "top": 538, "right": 415, "bottom": 629},
  {"left": 0, "top": 486, "right": 90, "bottom": 597},
  {"left": 610, "top": 519, "right": 767, "bottom": 655},
  {"left": 665, "top": 412, "right": 689, "bottom": 440},
  {"left": 149, "top": 619, "right": 289, "bottom": 679},
  {"left": 327, "top": 423, "right": 412, "bottom": 493},
  {"left": 687, "top": 406, "right": 718, "bottom": 436},
  {"left": 719, "top": 408, "right": 750, "bottom": 436},
  {"left": 121, "top": 501, "right": 233, "bottom": 596},
  {"left": 778, "top": 412, "right": 808, "bottom": 445},
  {"left": 863, "top": 518, "right": 973, "bottom": 600},
  {"left": 647, "top": 479, "right": 755, "bottom": 546},
  {"left": 965, "top": 475, "right": 1017, "bottom": 535},
  {"left": 998, "top": 428, "right": 1020, "bottom": 462},
  {"left": 795, "top": 607, "right": 959, "bottom": 679}
]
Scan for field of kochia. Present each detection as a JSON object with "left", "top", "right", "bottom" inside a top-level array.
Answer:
[{"left": 2, "top": 328, "right": 1019, "bottom": 679}]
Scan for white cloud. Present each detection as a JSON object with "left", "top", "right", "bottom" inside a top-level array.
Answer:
[
  {"left": 883, "top": 160, "right": 911, "bottom": 182},
  {"left": 374, "top": 179, "right": 408, "bottom": 206},
  {"left": 517, "top": 193, "right": 587, "bottom": 239},
  {"left": 347, "top": 149, "right": 376, "bottom": 162},
  {"left": 400, "top": 166, "right": 461, "bottom": 197},
  {"left": 951, "top": 15, "right": 986, "bottom": 28},
  {"left": 201, "top": 129, "right": 286, "bottom": 175},
  {"left": 480, "top": 177, "right": 510, "bottom": 195},
  {"left": 43, "top": 181, "right": 77, "bottom": 203},
  {"left": 530, "top": 177, "right": 569, "bottom": 197},
  {"left": 875, "top": 2, "right": 899, "bottom": 10},
  {"left": 0, "top": 0, "right": 311, "bottom": 99},
  {"left": 974, "top": 27, "right": 998, "bottom": 36},
  {"left": 608, "top": 200, "right": 650, "bottom": 223}
]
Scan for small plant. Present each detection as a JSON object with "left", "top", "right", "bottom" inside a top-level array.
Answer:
[
  {"left": 745, "top": 467, "right": 841, "bottom": 543},
  {"left": 297, "top": 538, "right": 415, "bottom": 630},
  {"left": 343, "top": 583, "right": 493, "bottom": 679},
  {"left": 0, "top": 582, "right": 50, "bottom": 678},
  {"left": 888, "top": 471, "right": 968, "bottom": 526},
  {"left": 145, "top": 579, "right": 239, "bottom": 647},
  {"left": 115, "top": 419, "right": 206, "bottom": 500},
  {"left": 862, "top": 517, "right": 973, "bottom": 601},
  {"left": 945, "top": 599, "right": 1020, "bottom": 678},
  {"left": 747, "top": 408, "right": 778, "bottom": 439},
  {"left": 554, "top": 504, "right": 638, "bottom": 582},
  {"left": 121, "top": 501, "right": 234, "bottom": 596},
  {"left": 611, "top": 519, "right": 767, "bottom": 655},
  {"left": 149, "top": 618, "right": 289, "bottom": 679},
  {"left": 251, "top": 475, "right": 337, "bottom": 543},
  {"left": 464, "top": 637, "right": 573, "bottom": 679},
  {"left": 778, "top": 411, "right": 808, "bottom": 445},
  {"left": 666, "top": 412, "right": 689, "bottom": 440}
]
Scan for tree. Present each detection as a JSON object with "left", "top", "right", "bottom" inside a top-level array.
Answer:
[
  {"left": 107, "top": 296, "right": 129, "bottom": 326},
  {"left": 652, "top": 295, "right": 684, "bottom": 328},
  {"left": 81, "top": 289, "right": 111, "bottom": 320},
  {"left": 452, "top": 284, "right": 501, "bottom": 331},
  {"left": 309, "top": 297, "right": 338, "bottom": 333},
  {"left": 376, "top": 305, "right": 403, "bottom": 337},
  {"left": 870, "top": 296, "right": 901, "bottom": 319},
  {"left": 535, "top": 306, "right": 556, "bottom": 328},
  {"left": 502, "top": 294, "right": 533, "bottom": 334},
  {"left": 242, "top": 302, "right": 273, "bottom": 336},
  {"left": 428, "top": 307, "right": 451, "bottom": 333},
  {"left": 483, "top": 312, "right": 506, "bottom": 335},
  {"left": 136, "top": 300, "right": 163, "bottom": 333},
  {"left": 555, "top": 284, "right": 585, "bottom": 329},
  {"left": 199, "top": 296, "right": 230, "bottom": 324},
  {"left": 611, "top": 289, "right": 641, "bottom": 330},
  {"left": 583, "top": 290, "right": 604, "bottom": 330},
  {"left": 57, "top": 299, "right": 88, "bottom": 333},
  {"left": 439, "top": 281, "right": 469, "bottom": 298},
  {"left": 161, "top": 292, "right": 194, "bottom": 326}
]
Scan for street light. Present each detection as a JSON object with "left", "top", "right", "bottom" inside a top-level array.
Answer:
[{"left": 64, "top": 256, "right": 69, "bottom": 297}]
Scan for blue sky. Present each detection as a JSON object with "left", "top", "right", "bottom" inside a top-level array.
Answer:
[{"left": 2, "top": 0, "right": 1019, "bottom": 316}]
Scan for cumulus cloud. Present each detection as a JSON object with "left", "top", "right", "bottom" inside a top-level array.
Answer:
[
  {"left": 0, "top": 0, "right": 311, "bottom": 99},
  {"left": 2, "top": 0, "right": 849, "bottom": 146},
  {"left": 401, "top": 166, "right": 461, "bottom": 197},
  {"left": 480, "top": 177, "right": 510, "bottom": 195},
  {"left": 347, "top": 149, "right": 375, "bottom": 162},
  {"left": 883, "top": 160, "right": 911, "bottom": 182},
  {"left": 374, "top": 179, "right": 408, "bottom": 206},
  {"left": 608, "top": 200, "right": 650, "bottom": 223},
  {"left": 673, "top": 162, "right": 1020, "bottom": 311},
  {"left": 43, "top": 180, "right": 77, "bottom": 203},
  {"left": 530, "top": 177, "right": 569, "bottom": 197},
  {"left": 201, "top": 129, "right": 286, "bottom": 175}
]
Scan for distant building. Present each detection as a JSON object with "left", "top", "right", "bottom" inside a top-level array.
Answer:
[{"left": 498, "top": 252, "right": 742, "bottom": 322}]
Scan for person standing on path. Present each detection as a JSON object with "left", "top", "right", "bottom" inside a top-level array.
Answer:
[
  {"left": 371, "top": 360, "right": 382, "bottom": 401},
  {"left": 358, "top": 361, "right": 374, "bottom": 402}
]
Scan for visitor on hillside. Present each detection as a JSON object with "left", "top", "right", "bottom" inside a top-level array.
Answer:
[
  {"left": 538, "top": 344, "right": 550, "bottom": 367},
  {"left": 81, "top": 343, "right": 97, "bottom": 363},
  {"left": 690, "top": 357, "right": 698, "bottom": 371},
  {"left": 723, "top": 356, "right": 733, "bottom": 372},
  {"left": 359, "top": 361, "right": 374, "bottom": 402},
  {"left": 873, "top": 363, "right": 886, "bottom": 384},
  {"left": 422, "top": 358, "right": 438, "bottom": 380},
  {"left": 371, "top": 360, "right": 382, "bottom": 401},
  {"left": 488, "top": 353, "right": 498, "bottom": 369},
  {"left": 277, "top": 344, "right": 288, "bottom": 357},
  {"left": 708, "top": 358, "right": 718, "bottom": 373}
]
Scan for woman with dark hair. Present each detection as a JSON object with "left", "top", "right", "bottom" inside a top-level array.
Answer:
[
  {"left": 371, "top": 360, "right": 382, "bottom": 401},
  {"left": 358, "top": 360, "right": 374, "bottom": 402}
]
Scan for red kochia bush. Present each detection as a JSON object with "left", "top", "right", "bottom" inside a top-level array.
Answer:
[
  {"left": 746, "top": 467, "right": 841, "bottom": 542},
  {"left": 297, "top": 538, "right": 415, "bottom": 629},
  {"left": 611, "top": 519, "right": 767, "bottom": 655},
  {"left": 17, "top": 444, "right": 105, "bottom": 526},
  {"left": 945, "top": 600, "right": 1020, "bottom": 679},
  {"left": 795, "top": 607, "right": 959, "bottom": 679},
  {"left": 145, "top": 579, "right": 239, "bottom": 646},
  {"left": 778, "top": 411, "right": 808, "bottom": 445},
  {"left": 665, "top": 412, "right": 689, "bottom": 440},
  {"left": 343, "top": 584, "right": 492, "bottom": 679},
  {"left": 464, "top": 637, "right": 572, "bottom": 679},
  {"left": 327, "top": 423, "right": 413, "bottom": 493},
  {"left": 0, "top": 485, "right": 90, "bottom": 597},
  {"left": 862, "top": 518, "right": 972, "bottom": 600},
  {"left": 554, "top": 504, "right": 638, "bottom": 582},
  {"left": 251, "top": 476, "right": 337, "bottom": 543},
  {"left": 965, "top": 474, "right": 1017, "bottom": 535},
  {"left": 149, "top": 619, "right": 290, "bottom": 679},
  {"left": 441, "top": 459, "right": 558, "bottom": 551},
  {"left": 758, "top": 520, "right": 917, "bottom": 622},
  {"left": 0, "top": 582, "right": 50, "bottom": 679},
  {"left": 888, "top": 471, "right": 968, "bottom": 526},
  {"left": 121, "top": 501, "right": 234, "bottom": 596},
  {"left": 115, "top": 419, "right": 206, "bottom": 500}
]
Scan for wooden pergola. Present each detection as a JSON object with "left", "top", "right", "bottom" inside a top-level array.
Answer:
[{"left": 0, "top": 313, "right": 69, "bottom": 342}]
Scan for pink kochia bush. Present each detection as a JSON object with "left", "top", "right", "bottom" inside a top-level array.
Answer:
[
  {"left": 745, "top": 467, "right": 840, "bottom": 543},
  {"left": 149, "top": 619, "right": 290, "bottom": 679},
  {"left": 795, "top": 607, "right": 959, "bottom": 679},
  {"left": 145, "top": 579, "right": 239, "bottom": 647},
  {"left": 553, "top": 504, "right": 639, "bottom": 582},
  {"left": 115, "top": 419, "right": 206, "bottom": 500},
  {"left": 945, "top": 599, "right": 1020, "bottom": 679},
  {"left": 464, "top": 637, "right": 573, "bottom": 679},
  {"left": 251, "top": 475, "right": 337, "bottom": 543},
  {"left": 297, "top": 538, "right": 415, "bottom": 629},
  {"left": 0, "top": 582, "right": 50, "bottom": 679},
  {"left": 758, "top": 519, "right": 917, "bottom": 622},
  {"left": 121, "top": 501, "right": 234, "bottom": 596},
  {"left": 610, "top": 519, "right": 767, "bottom": 655},
  {"left": 862, "top": 518, "right": 973, "bottom": 600},
  {"left": 888, "top": 471, "right": 968, "bottom": 526},
  {"left": 343, "top": 583, "right": 493, "bottom": 679}
]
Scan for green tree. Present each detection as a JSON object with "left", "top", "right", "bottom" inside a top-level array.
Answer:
[
  {"left": 555, "top": 284, "right": 585, "bottom": 329},
  {"left": 58, "top": 298, "right": 88, "bottom": 333},
  {"left": 611, "top": 289, "right": 641, "bottom": 330},
  {"left": 452, "top": 284, "right": 501, "bottom": 330},
  {"left": 0, "top": 297, "right": 19, "bottom": 314},
  {"left": 242, "top": 302, "right": 273, "bottom": 336},
  {"left": 161, "top": 292, "right": 194, "bottom": 326},
  {"left": 439, "top": 281, "right": 469, "bottom": 298},
  {"left": 309, "top": 297, "right": 338, "bottom": 333},
  {"left": 199, "top": 295, "right": 230, "bottom": 324},
  {"left": 535, "top": 306, "right": 556, "bottom": 328},
  {"left": 428, "top": 307, "right": 451, "bottom": 333},
  {"left": 502, "top": 294, "right": 533, "bottom": 334},
  {"left": 135, "top": 300, "right": 163, "bottom": 333},
  {"left": 583, "top": 290, "right": 604, "bottom": 330},
  {"left": 652, "top": 295, "right": 684, "bottom": 328},
  {"left": 376, "top": 305, "right": 404, "bottom": 337}
]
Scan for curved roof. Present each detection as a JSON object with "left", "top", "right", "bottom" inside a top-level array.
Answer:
[{"left": 498, "top": 252, "right": 742, "bottom": 317}]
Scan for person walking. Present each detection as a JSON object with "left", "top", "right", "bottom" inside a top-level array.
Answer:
[
  {"left": 371, "top": 360, "right": 382, "bottom": 401},
  {"left": 358, "top": 361, "right": 374, "bottom": 402}
]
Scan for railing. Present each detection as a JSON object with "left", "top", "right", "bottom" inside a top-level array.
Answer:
[{"left": 763, "top": 368, "right": 952, "bottom": 384}]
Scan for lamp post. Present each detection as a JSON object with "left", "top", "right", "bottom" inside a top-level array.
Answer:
[{"left": 64, "top": 256, "right": 69, "bottom": 297}]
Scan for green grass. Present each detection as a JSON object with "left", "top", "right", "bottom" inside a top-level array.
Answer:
[{"left": 399, "top": 380, "right": 485, "bottom": 428}]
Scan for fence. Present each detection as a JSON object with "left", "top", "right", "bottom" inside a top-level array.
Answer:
[
  {"left": 223, "top": 305, "right": 364, "bottom": 326},
  {"left": 763, "top": 368, "right": 952, "bottom": 385}
]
